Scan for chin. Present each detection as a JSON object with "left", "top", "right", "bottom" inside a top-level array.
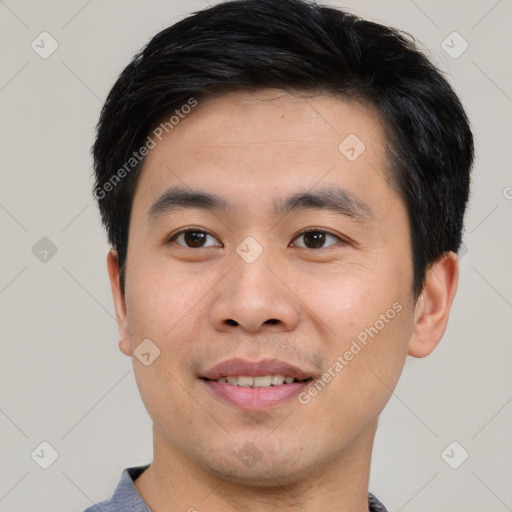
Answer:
[{"left": 199, "top": 440, "right": 315, "bottom": 487}]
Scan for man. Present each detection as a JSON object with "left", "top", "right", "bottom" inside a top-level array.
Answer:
[{"left": 86, "top": 0, "right": 473, "bottom": 510}]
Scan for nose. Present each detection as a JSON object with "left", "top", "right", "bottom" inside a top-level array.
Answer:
[{"left": 209, "top": 244, "right": 301, "bottom": 334}]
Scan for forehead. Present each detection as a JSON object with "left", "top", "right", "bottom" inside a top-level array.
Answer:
[
  {"left": 133, "top": 89, "right": 393, "bottom": 216},
  {"left": 160, "top": 88, "right": 385, "bottom": 150}
]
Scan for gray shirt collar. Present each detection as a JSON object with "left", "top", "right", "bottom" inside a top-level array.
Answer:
[{"left": 85, "top": 465, "right": 388, "bottom": 512}]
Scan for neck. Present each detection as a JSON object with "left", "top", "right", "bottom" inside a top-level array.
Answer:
[{"left": 134, "top": 421, "right": 377, "bottom": 512}]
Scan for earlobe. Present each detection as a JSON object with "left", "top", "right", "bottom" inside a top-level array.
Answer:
[
  {"left": 407, "top": 251, "right": 459, "bottom": 358},
  {"left": 107, "top": 249, "right": 132, "bottom": 357}
]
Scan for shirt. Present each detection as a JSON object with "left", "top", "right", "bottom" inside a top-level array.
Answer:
[{"left": 83, "top": 464, "right": 389, "bottom": 512}]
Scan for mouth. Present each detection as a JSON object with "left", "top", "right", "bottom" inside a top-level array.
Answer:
[
  {"left": 201, "top": 375, "right": 313, "bottom": 387},
  {"left": 199, "top": 358, "right": 315, "bottom": 410}
]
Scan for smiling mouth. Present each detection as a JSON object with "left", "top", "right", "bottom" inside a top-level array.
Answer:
[{"left": 201, "top": 375, "right": 313, "bottom": 387}]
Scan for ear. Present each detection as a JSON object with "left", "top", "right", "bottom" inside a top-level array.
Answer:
[
  {"left": 107, "top": 249, "right": 132, "bottom": 357},
  {"left": 408, "top": 251, "right": 459, "bottom": 358}
]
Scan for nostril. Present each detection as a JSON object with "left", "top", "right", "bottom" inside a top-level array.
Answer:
[
  {"left": 225, "top": 319, "right": 238, "bottom": 326},
  {"left": 265, "top": 319, "right": 279, "bottom": 325}
]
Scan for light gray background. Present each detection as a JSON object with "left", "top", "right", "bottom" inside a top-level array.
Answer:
[{"left": 1, "top": 1, "right": 511, "bottom": 511}]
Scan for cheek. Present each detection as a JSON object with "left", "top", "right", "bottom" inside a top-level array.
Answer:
[
  {"left": 305, "top": 261, "right": 413, "bottom": 390},
  {"left": 125, "top": 261, "right": 205, "bottom": 341},
  {"left": 300, "top": 262, "right": 395, "bottom": 336},
  {"left": 124, "top": 261, "right": 209, "bottom": 404},
  {"left": 309, "top": 307, "right": 413, "bottom": 439},
  {"left": 132, "top": 359, "right": 204, "bottom": 451},
  {"left": 125, "top": 267, "right": 200, "bottom": 422}
]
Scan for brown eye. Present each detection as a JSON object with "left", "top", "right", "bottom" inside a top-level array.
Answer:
[
  {"left": 169, "top": 229, "right": 221, "bottom": 248},
  {"left": 292, "top": 230, "right": 341, "bottom": 249}
]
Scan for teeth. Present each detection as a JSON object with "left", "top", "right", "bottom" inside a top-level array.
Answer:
[
  {"left": 215, "top": 374, "right": 297, "bottom": 387},
  {"left": 238, "top": 376, "right": 254, "bottom": 387},
  {"left": 254, "top": 375, "right": 272, "bottom": 387},
  {"left": 271, "top": 375, "right": 285, "bottom": 385}
]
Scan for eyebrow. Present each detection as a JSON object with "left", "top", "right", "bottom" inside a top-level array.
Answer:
[{"left": 147, "top": 185, "right": 374, "bottom": 224}]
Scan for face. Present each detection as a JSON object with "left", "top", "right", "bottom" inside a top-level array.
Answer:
[{"left": 112, "top": 89, "right": 421, "bottom": 485}]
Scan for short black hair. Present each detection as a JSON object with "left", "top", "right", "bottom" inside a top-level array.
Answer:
[{"left": 92, "top": 0, "right": 474, "bottom": 299}]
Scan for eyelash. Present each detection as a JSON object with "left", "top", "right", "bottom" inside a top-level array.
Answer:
[{"left": 167, "top": 227, "right": 347, "bottom": 249}]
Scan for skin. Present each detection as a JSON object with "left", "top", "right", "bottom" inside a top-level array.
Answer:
[{"left": 107, "top": 89, "right": 459, "bottom": 512}]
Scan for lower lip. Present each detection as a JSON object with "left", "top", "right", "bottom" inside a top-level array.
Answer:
[{"left": 202, "top": 379, "right": 311, "bottom": 410}]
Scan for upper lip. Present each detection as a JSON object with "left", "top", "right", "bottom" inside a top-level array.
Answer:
[{"left": 201, "top": 358, "right": 314, "bottom": 381}]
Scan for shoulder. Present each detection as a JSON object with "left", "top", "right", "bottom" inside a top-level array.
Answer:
[
  {"left": 369, "top": 492, "right": 389, "bottom": 512},
  {"left": 82, "top": 464, "right": 151, "bottom": 512}
]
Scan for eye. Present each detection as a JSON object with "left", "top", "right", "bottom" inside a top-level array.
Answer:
[
  {"left": 168, "top": 229, "right": 221, "bottom": 248},
  {"left": 167, "top": 228, "right": 345, "bottom": 250},
  {"left": 291, "top": 229, "right": 344, "bottom": 249}
]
